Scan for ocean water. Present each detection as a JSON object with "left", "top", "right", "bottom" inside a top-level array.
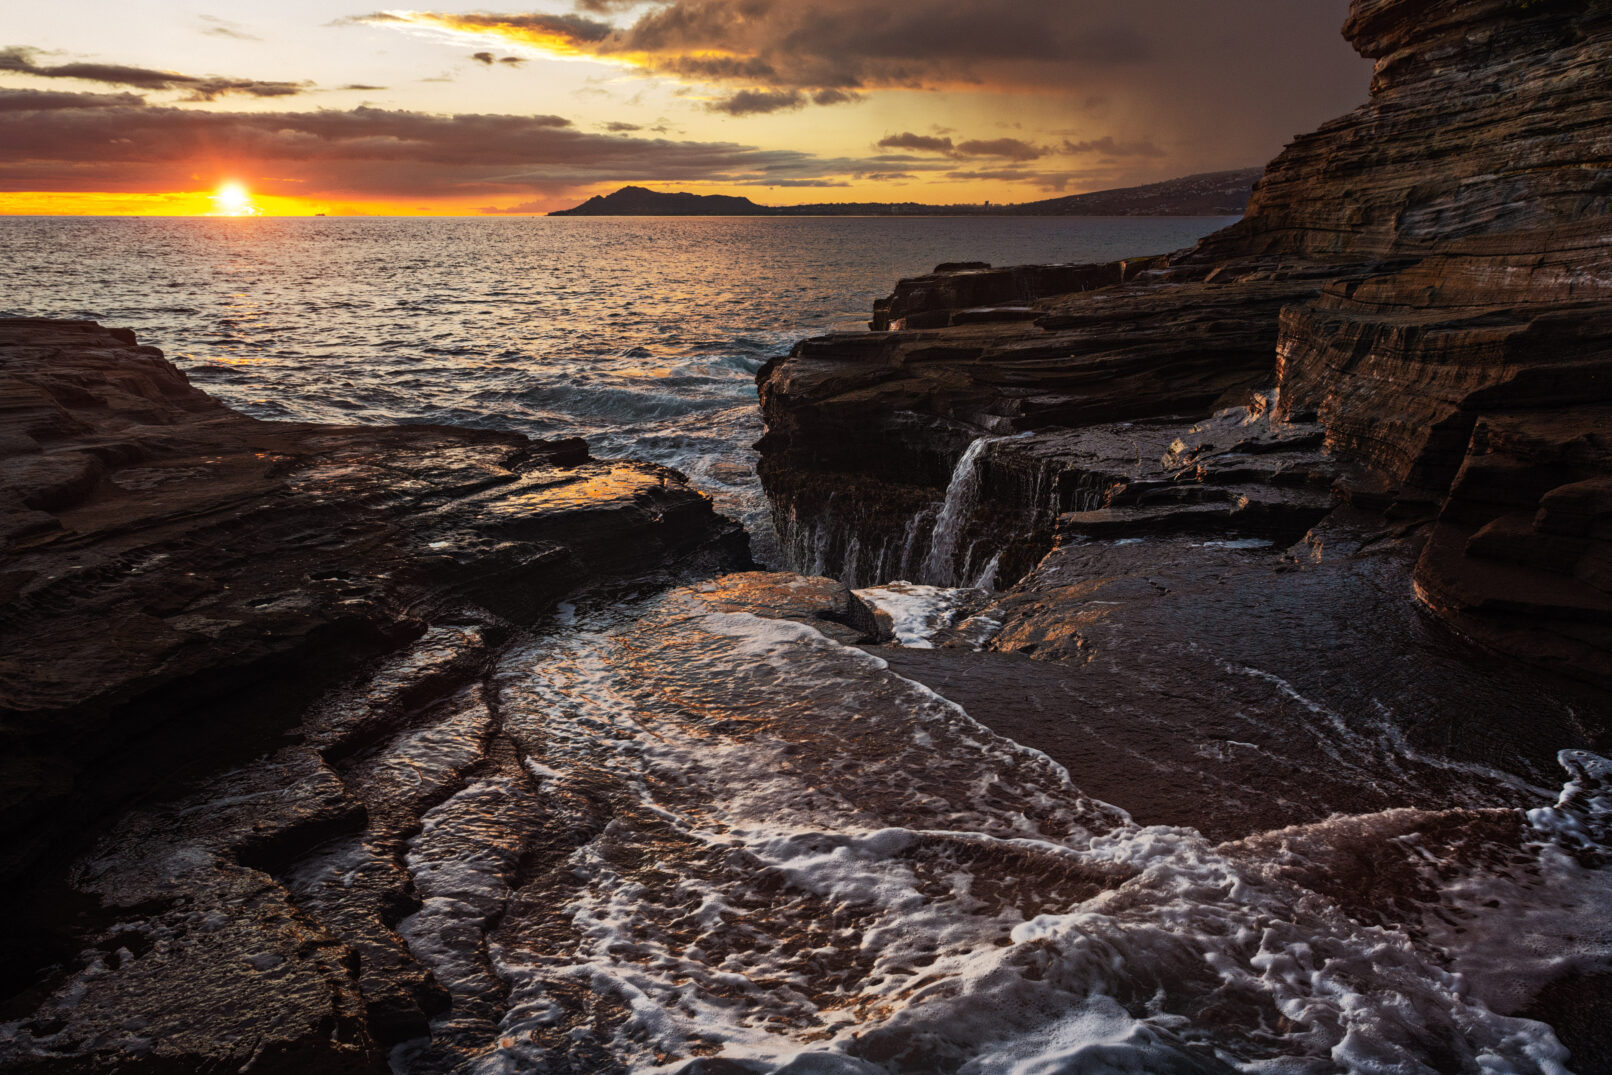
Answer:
[
  {"left": 6, "top": 216, "right": 1611, "bottom": 1074},
  {"left": 0, "top": 214, "right": 1230, "bottom": 555}
]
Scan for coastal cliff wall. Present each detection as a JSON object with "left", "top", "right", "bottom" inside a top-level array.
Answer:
[
  {"left": 1194, "top": 0, "right": 1611, "bottom": 264},
  {"left": 755, "top": 0, "right": 1612, "bottom": 685}
]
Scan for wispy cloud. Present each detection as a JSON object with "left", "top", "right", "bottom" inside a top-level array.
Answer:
[
  {"left": 875, "top": 132, "right": 1043, "bottom": 161},
  {"left": 197, "top": 15, "right": 261, "bottom": 42},
  {"left": 0, "top": 45, "right": 308, "bottom": 101}
]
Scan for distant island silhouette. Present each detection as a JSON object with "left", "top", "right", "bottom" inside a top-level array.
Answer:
[{"left": 549, "top": 168, "right": 1262, "bottom": 217}]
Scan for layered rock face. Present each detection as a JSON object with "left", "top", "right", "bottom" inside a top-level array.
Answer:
[
  {"left": 0, "top": 320, "right": 746, "bottom": 1069},
  {"left": 756, "top": 0, "right": 1612, "bottom": 685}
]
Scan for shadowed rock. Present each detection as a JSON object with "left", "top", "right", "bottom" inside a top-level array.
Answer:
[{"left": 0, "top": 318, "right": 748, "bottom": 1070}]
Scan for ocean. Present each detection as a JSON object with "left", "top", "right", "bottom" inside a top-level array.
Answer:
[
  {"left": 5, "top": 215, "right": 1609, "bottom": 1074},
  {"left": 0, "top": 214, "right": 1229, "bottom": 560}
]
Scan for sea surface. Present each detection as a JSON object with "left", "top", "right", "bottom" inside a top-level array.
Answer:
[
  {"left": 5, "top": 216, "right": 1611, "bottom": 1074},
  {"left": 0, "top": 214, "right": 1230, "bottom": 559}
]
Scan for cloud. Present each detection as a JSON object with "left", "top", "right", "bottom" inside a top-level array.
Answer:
[
  {"left": 0, "top": 89, "right": 886, "bottom": 199},
  {"left": 351, "top": 11, "right": 615, "bottom": 48},
  {"left": 344, "top": 0, "right": 1370, "bottom": 183},
  {"left": 0, "top": 87, "right": 144, "bottom": 111},
  {"left": 875, "top": 132, "right": 1041, "bottom": 161},
  {"left": 341, "top": 84, "right": 388, "bottom": 91},
  {"left": 740, "top": 177, "right": 851, "bottom": 187},
  {"left": 812, "top": 88, "right": 860, "bottom": 106},
  {"left": 708, "top": 88, "right": 802, "bottom": 116},
  {"left": 954, "top": 137, "right": 1041, "bottom": 161},
  {"left": 356, "top": 2, "right": 1153, "bottom": 104},
  {"left": 470, "top": 52, "right": 526, "bottom": 67},
  {"left": 1062, "top": 136, "right": 1164, "bottom": 158},
  {"left": 198, "top": 15, "right": 260, "bottom": 42},
  {"left": 877, "top": 132, "right": 953, "bottom": 154},
  {"left": 0, "top": 45, "right": 309, "bottom": 101},
  {"left": 946, "top": 168, "right": 1037, "bottom": 182},
  {"left": 604, "top": 120, "right": 642, "bottom": 131}
]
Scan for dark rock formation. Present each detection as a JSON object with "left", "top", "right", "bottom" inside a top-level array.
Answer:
[
  {"left": 0, "top": 319, "right": 747, "bottom": 1070},
  {"left": 755, "top": 0, "right": 1612, "bottom": 687},
  {"left": 549, "top": 185, "right": 770, "bottom": 216}
]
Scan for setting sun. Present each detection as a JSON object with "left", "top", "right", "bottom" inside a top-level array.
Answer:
[{"left": 211, "top": 182, "right": 259, "bottom": 217}]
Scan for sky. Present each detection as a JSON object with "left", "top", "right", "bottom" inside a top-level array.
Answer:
[{"left": 0, "top": 0, "right": 1370, "bottom": 215}]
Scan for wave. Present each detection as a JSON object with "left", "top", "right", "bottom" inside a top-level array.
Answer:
[{"left": 375, "top": 577, "right": 1611, "bottom": 1074}]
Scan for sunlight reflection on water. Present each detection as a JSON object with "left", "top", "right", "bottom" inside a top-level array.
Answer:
[{"left": 1, "top": 214, "right": 1233, "bottom": 552}]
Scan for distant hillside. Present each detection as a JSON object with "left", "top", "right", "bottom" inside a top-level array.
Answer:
[
  {"left": 549, "top": 169, "right": 1262, "bottom": 217},
  {"left": 1010, "top": 169, "right": 1264, "bottom": 216},
  {"left": 549, "top": 186, "right": 770, "bottom": 216}
]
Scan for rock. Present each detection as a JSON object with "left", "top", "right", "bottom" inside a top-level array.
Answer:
[
  {"left": 754, "top": 0, "right": 1612, "bottom": 685},
  {"left": 0, "top": 319, "right": 750, "bottom": 1066},
  {"left": 758, "top": 279, "right": 1324, "bottom": 587},
  {"left": 869, "top": 261, "right": 1127, "bottom": 331}
]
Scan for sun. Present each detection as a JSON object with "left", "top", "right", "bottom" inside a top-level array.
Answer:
[{"left": 211, "top": 181, "right": 260, "bottom": 216}]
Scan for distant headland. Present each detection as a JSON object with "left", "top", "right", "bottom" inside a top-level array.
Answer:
[{"left": 549, "top": 169, "right": 1263, "bottom": 217}]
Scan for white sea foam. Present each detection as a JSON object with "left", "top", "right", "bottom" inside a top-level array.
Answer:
[
  {"left": 410, "top": 584, "right": 1612, "bottom": 1075},
  {"left": 854, "top": 582, "right": 985, "bottom": 648}
]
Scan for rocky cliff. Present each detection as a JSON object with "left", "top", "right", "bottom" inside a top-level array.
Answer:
[{"left": 756, "top": 0, "right": 1612, "bottom": 688}]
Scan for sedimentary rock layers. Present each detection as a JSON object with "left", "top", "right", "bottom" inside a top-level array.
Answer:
[
  {"left": 1193, "top": 0, "right": 1612, "bottom": 264},
  {"left": 754, "top": 0, "right": 1612, "bottom": 683},
  {"left": 757, "top": 276, "right": 1323, "bottom": 587}
]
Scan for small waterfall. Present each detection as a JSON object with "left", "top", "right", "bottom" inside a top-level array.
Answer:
[
  {"left": 922, "top": 436, "right": 998, "bottom": 585},
  {"left": 972, "top": 549, "right": 1004, "bottom": 591},
  {"left": 898, "top": 507, "right": 936, "bottom": 580},
  {"left": 840, "top": 535, "right": 861, "bottom": 589}
]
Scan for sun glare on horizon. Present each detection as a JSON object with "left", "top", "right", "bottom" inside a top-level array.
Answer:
[{"left": 211, "top": 182, "right": 260, "bottom": 217}]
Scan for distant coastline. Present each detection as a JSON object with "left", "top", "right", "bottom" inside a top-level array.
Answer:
[{"left": 549, "top": 168, "right": 1261, "bottom": 218}]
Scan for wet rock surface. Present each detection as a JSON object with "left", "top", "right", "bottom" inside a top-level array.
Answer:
[
  {"left": 0, "top": 319, "right": 748, "bottom": 1070},
  {"left": 11, "top": 569, "right": 1602, "bottom": 1073},
  {"left": 744, "top": 3, "right": 1612, "bottom": 1062}
]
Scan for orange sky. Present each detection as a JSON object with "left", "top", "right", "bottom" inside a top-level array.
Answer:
[{"left": 0, "top": 1, "right": 1370, "bottom": 215}]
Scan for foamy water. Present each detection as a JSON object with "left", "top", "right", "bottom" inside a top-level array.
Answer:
[{"left": 381, "top": 578, "right": 1612, "bottom": 1073}]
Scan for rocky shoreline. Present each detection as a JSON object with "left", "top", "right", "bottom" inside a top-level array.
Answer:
[
  {"left": 0, "top": 320, "right": 751, "bottom": 1065},
  {"left": 1, "top": 0, "right": 1610, "bottom": 1070},
  {"left": 757, "top": 0, "right": 1612, "bottom": 691}
]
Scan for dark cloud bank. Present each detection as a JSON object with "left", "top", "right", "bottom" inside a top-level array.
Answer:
[{"left": 356, "top": 0, "right": 1367, "bottom": 164}]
